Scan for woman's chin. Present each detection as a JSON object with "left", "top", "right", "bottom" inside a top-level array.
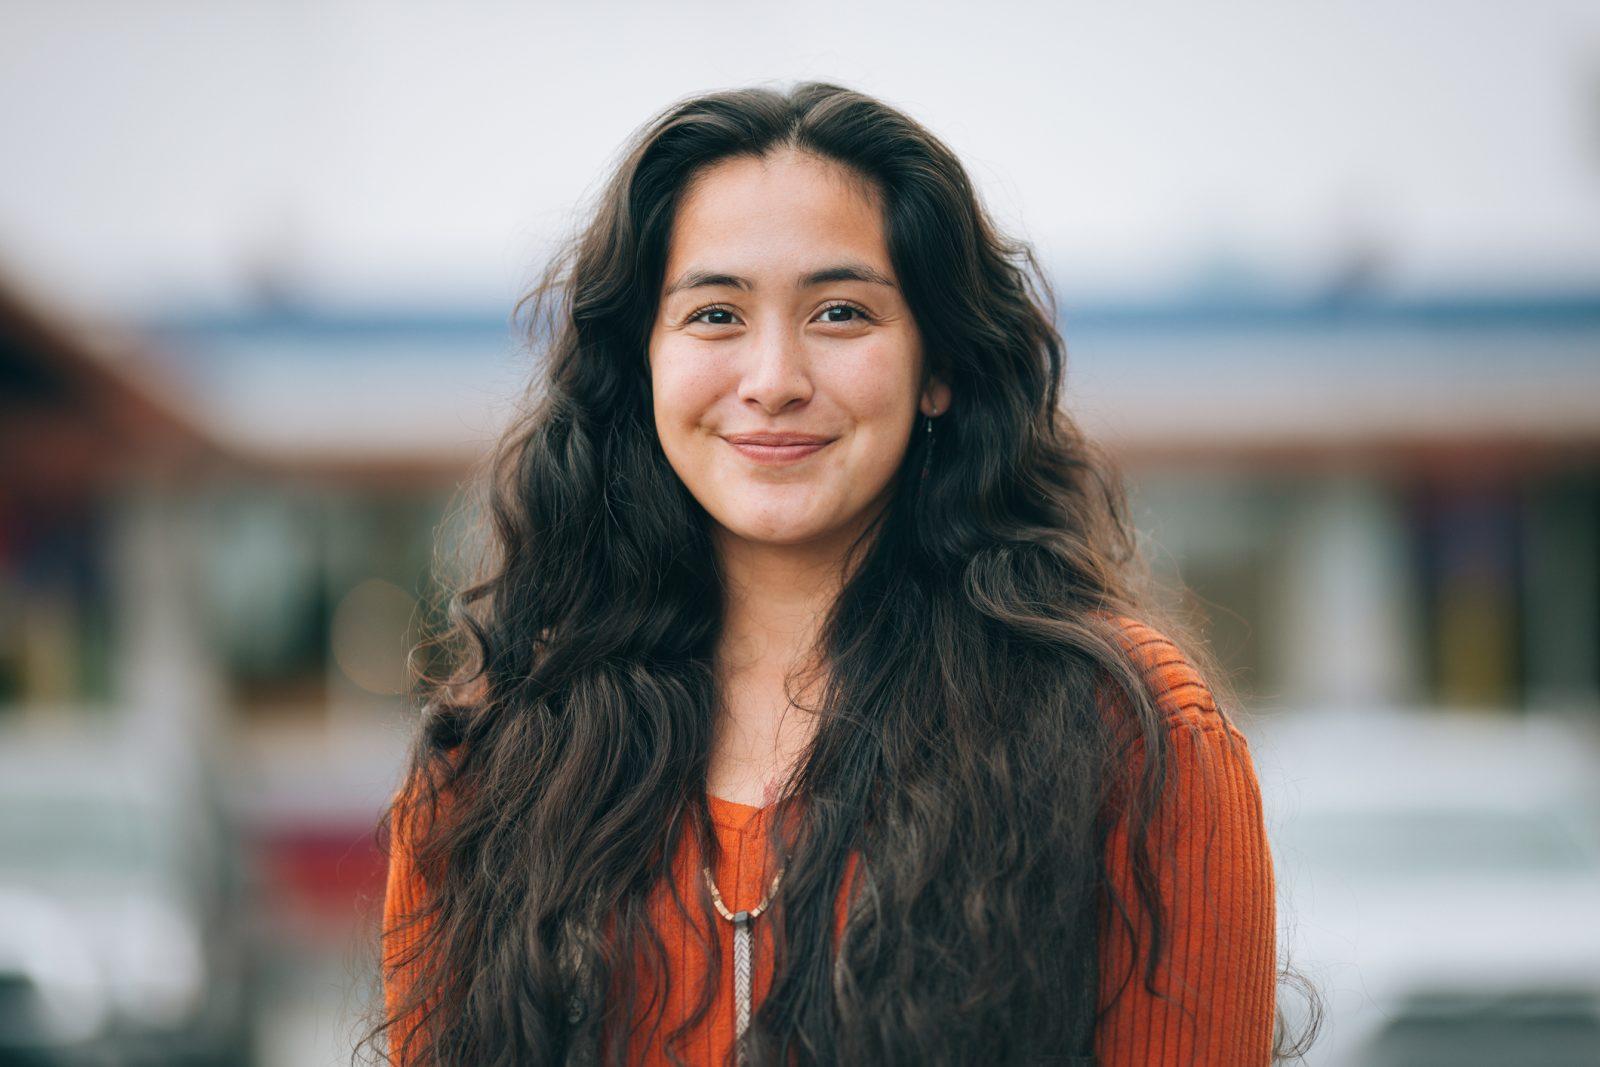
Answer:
[
  {"left": 722, "top": 521, "right": 829, "bottom": 548},
  {"left": 712, "top": 506, "right": 846, "bottom": 550}
]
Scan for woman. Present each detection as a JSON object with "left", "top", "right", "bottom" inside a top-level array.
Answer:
[{"left": 365, "top": 82, "right": 1287, "bottom": 1066}]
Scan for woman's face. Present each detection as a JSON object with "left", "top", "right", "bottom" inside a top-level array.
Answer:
[{"left": 648, "top": 148, "right": 949, "bottom": 554}]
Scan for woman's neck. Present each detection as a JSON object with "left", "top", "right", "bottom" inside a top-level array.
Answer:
[{"left": 707, "top": 532, "right": 845, "bottom": 807}]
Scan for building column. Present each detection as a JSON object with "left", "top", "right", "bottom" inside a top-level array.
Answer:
[{"left": 1273, "top": 473, "right": 1419, "bottom": 709}]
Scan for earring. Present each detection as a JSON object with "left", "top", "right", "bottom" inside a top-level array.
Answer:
[{"left": 920, "top": 408, "right": 938, "bottom": 482}]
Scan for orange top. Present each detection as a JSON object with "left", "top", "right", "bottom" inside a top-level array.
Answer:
[
  {"left": 612, "top": 791, "right": 863, "bottom": 1064},
  {"left": 382, "top": 616, "right": 1277, "bottom": 1065}
]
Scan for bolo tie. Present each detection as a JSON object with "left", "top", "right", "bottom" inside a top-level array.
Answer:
[{"left": 702, "top": 863, "right": 786, "bottom": 1063}]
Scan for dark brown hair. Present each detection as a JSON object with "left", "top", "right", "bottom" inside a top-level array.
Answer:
[{"left": 355, "top": 81, "right": 1319, "bottom": 1066}]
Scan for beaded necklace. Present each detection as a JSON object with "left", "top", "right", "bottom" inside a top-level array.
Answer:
[{"left": 701, "top": 863, "right": 786, "bottom": 1064}]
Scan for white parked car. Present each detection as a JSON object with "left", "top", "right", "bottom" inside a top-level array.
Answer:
[
  {"left": 1253, "top": 706, "right": 1600, "bottom": 1067},
  {"left": 0, "top": 724, "right": 258, "bottom": 1066}
]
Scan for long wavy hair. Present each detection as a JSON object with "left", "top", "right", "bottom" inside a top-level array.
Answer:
[{"left": 355, "top": 81, "right": 1319, "bottom": 1066}]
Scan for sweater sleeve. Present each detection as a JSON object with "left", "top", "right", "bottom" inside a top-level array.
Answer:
[
  {"left": 381, "top": 781, "right": 439, "bottom": 1067},
  {"left": 1095, "top": 620, "right": 1278, "bottom": 1065}
]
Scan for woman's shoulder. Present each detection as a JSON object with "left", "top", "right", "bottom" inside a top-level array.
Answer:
[
  {"left": 388, "top": 745, "right": 470, "bottom": 857},
  {"left": 1088, "top": 611, "right": 1264, "bottom": 832},
  {"left": 1089, "top": 609, "right": 1233, "bottom": 737},
  {"left": 1090, "top": 617, "right": 1277, "bottom": 1063}
]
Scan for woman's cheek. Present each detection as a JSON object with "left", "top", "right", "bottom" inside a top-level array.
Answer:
[{"left": 652, "top": 361, "right": 711, "bottom": 438}]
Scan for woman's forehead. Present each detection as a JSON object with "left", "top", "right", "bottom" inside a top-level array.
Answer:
[{"left": 664, "top": 153, "right": 892, "bottom": 290}]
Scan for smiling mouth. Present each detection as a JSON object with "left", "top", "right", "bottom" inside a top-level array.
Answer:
[{"left": 721, "top": 437, "right": 835, "bottom": 465}]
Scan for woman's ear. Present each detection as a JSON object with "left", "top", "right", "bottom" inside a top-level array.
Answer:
[{"left": 920, "top": 376, "right": 952, "bottom": 417}]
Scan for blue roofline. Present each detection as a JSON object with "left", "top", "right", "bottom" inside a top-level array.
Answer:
[
  {"left": 146, "top": 288, "right": 1600, "bottom": 342},
  {"left": 1060, "top": 291, "right": 1600, "bottom": 332},
  {"left": 146, "top": 307, "right": 524, "bottom": 342}
]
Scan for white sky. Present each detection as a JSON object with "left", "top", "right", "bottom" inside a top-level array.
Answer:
[{"left": 3, "top": 0, "right": 1599, "bottom": 317}]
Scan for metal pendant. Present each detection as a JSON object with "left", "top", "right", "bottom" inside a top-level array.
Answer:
[{"left": 732, "top": 911, "right": 752, "bottom": 1064}]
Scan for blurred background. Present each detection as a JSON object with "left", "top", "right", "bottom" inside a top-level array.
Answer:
[{"left": 3, "top": 2, "right": 1599, "bottom": 1064}]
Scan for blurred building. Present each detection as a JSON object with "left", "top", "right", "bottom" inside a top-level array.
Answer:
[
  {"left": 0, "top": 279, "right": 504, "bottom": 941},
  {"left": 5, "top": 274, "right": 1600, "bottom": 916},
  {"left": 1063, "top": 286, "right": 1600, "bottom": 717},
  {"left": 1, "top": 277, "right": 227, "bottom": 753}
]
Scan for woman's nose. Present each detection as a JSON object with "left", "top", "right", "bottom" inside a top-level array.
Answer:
[{"left": 736, "top": 321, "right": 813, "bottom": 414}]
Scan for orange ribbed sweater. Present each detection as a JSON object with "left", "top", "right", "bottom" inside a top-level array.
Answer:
[{"left": 382, "top": 617, "right": 1277, "bottom": 1065}]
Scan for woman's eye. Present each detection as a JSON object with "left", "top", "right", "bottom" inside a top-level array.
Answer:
[
  {"left": 818, "top": 303, "right": 869, "bottom": 324},
  {"left": 683, "top": 303, "right": 870, "bottom": 327},
  {"left": 689, "top": 306, "right": 738, "bottom": 326}
]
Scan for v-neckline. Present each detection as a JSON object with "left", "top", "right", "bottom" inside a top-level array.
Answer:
[{"left": 707, "top": 791, "right": 774, "bottom": 833}]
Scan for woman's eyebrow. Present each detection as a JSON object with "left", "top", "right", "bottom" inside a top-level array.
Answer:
[
  {"left": 799, "top": 263, "right": 898, "bottom": 289},
  {"left": 663, "top": 262, "right": 898, "bottom": 297}
]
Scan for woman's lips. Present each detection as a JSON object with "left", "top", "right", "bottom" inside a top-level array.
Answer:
[{"left": 722, "top": 435, "right": 835, "bottom": 465}]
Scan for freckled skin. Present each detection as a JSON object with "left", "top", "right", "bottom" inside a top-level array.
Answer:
[{"left": 647, "top": 148, "right": 951, "bottom": 558}]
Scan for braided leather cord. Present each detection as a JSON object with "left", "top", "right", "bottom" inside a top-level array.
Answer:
[{"left": 732, "top": 914, "right": 752, "bottom": 1064}]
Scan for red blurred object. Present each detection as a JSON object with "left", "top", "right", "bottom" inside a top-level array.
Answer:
[{"left": 257, "top": 819, "right": 389, "bottom": 921}]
